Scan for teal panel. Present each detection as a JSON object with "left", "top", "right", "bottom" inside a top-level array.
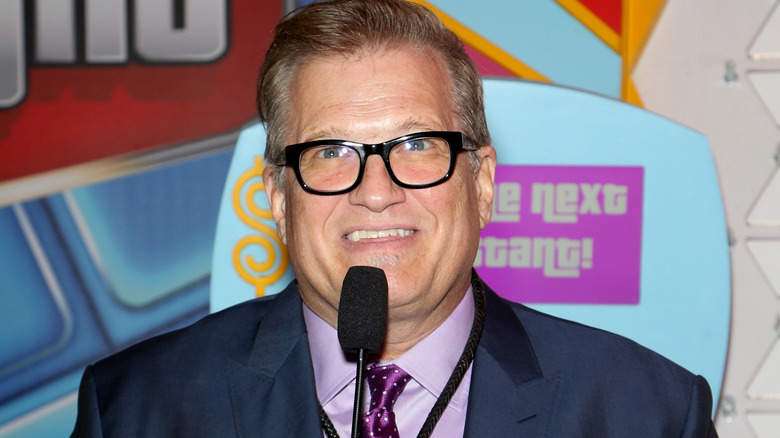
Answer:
[
  {"left": 483, "top": 78, "right": 730, "bottom": 412},
  {"left": 427, "top": 0, "right": 622, "bottom": 97}
]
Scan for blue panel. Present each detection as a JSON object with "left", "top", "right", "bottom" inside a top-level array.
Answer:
[
  {"left": 1, "top": 399, "right": 76, "bottom": 438},
  {"left": 0, "top": 371, "right": 82, "bottom": 435},
  {"left": 0, "top": 201, "right": 107, "bottom": 406},
  {"left": 0, "top": 206, "right": 66, "bottom": 374},
  {"left": 1, "top": 150, "right": 231, "bottom": 435},
  {"left": 45, "top": 150, "right": 231, "bottom": 346},
  {"left": 68, "top": 152, "right": 232, "bottom": 308}
]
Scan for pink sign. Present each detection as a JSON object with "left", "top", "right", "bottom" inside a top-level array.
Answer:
[{"left": 476, "top": 165, "right": 644, "bottom": 304}]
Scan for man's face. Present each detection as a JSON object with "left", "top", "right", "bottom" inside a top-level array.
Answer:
[{"left": 264, "top": 48, "right": 495, "bottom": 348}]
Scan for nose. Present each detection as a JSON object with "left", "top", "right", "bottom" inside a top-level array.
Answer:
[{"left": 348, "top": 155, "right": 405, "bottom": 211}]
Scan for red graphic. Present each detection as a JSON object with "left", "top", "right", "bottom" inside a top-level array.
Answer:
[
  {"left": 0, "top": 1, "right": 281, "bottom": 182},
  {"left": 580, "top": 0, "right": 621, "bottom": 34}
]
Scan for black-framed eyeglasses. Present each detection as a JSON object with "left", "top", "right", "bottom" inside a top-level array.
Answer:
[{"left": 282, "top": 131, "right": 478, "bottom": 195}]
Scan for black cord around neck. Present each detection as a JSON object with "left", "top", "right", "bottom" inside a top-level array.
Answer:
[{"left": 319, "top": 269, "right": 487, "bottom": 438}]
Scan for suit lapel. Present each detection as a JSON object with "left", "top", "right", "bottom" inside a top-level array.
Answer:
[
  {"left": 464, "top": 287, "right": 562, "bottom": 438},
  {"left": 227, "top": 284, "right": 323, "bottom": 437}
]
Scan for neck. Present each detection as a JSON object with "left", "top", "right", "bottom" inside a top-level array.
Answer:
[
  {"left": 299, "top": 272, "right": 473, "bottom": 359},
  {"left": 375, "top": 284, "right": 470, "bottom": 360}
]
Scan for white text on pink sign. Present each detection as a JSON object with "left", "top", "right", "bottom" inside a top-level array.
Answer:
[
  {"left": 475, "top": 237, "right": 594, "bottom": 278},
  {"left": 492, "top": 182, "right": 629, "bottom": 223}
]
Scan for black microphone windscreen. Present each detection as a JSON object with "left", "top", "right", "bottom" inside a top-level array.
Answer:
[{"left": 337, "top": 266, "right": 388, "bottom": 354}]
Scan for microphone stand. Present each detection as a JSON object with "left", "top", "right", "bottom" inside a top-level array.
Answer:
[{"left": 351, "top": 349, "right": 368, "bottom": 438}]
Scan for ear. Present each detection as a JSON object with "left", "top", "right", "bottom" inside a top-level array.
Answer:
[
  {"left": 474, "top": 146, "right": 497, "bottom": 229},
  {"left": 263, "top": 164, "right": 288, "bottom": 245}
]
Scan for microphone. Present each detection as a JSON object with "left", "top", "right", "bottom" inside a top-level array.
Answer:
[
  {"left": 338, "top": 266, "right": 388, "bottom": 353},
  {"left": 337, "top": 266, "right": 388, "bottom": 438}
]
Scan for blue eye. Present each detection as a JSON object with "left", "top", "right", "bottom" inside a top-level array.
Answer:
[
  {"left": 315, "top": 146, "right": 349, "bottom": 159},
  {"left": 403, "top": 139, "right": 429, "bottom": 151}
]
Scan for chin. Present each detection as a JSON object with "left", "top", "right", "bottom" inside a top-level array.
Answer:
[{"left": 365, "top": 253, "right": 401, "bottom": 267}]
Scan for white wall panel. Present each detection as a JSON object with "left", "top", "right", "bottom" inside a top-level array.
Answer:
[{"left": 634, "top": 1, "right": 780, "bottom": 436}]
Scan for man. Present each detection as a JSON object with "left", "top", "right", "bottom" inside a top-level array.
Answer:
[{"left": 72, "top": 0, "right": 719, "bottom": 436}]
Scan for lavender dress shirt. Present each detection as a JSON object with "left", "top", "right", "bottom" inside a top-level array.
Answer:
[{"left": 303, "top": 287, "right": 475, "bottom": 438}]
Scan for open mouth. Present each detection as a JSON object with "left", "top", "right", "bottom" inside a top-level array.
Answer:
[{"left": 345, "top": 229, "right": 416, "bottom": 242}]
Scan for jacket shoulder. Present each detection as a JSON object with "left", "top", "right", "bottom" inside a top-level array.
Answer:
[
  {"left": 495, "top": 298, "right": 716, "bottom": 435},
  {"left": 509, "top": 300, "right": 694, "bottom": 381},
  {"left": 73, "top": 284, "right": 318, "bottom": 436}
]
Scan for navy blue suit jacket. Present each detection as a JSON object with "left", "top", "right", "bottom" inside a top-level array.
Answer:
[{"left": 72, "top": 282, "right": 718, "bottom": 437}]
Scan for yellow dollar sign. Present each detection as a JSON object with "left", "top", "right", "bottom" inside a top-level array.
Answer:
[{"left": 231, "top": 156, "right": 289, "bottom": 296}]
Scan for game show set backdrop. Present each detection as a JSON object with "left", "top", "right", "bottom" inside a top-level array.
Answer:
[{"left": 4, "top": 1, "right": 779, "bottom": 437}]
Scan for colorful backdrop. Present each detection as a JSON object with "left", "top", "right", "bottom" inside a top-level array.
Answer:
[{"left": 1, "top": 1, "right": 776, "bottom": 436}]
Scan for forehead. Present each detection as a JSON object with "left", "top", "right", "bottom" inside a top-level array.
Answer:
[{"left": 287, "top": 48, "right": 456, "bottom": 143}]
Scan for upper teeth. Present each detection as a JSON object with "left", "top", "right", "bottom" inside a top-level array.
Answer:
[{"left": 346, "top": 229, "right": 415, "bottom": 242}]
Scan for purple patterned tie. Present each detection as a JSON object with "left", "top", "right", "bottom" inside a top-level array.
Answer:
[{"left": 362, "top": 364, "right": 410, "bottom": 438}]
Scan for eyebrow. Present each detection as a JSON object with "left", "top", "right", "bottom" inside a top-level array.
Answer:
[
  {"left": 394, "top": 118, "right": 440, "bottom": 133},
  {"left": 300, "top": 119, "right": 442, "bottom": 143},
  {"left": 301, "top": 127, "right": 353, "bottom": 143}
]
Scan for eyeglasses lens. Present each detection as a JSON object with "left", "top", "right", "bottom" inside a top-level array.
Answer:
[{"left": 298, "top": 136, "right": 452, "bottom": 192}]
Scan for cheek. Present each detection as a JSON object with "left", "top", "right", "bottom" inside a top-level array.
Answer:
[
  {"left": 437, "top": 170, "right": 480, "bottom": 215},
  {"left": 413, "top": 181, "right": 480, "bottom": 242},
  {"left": 285, "top": 193, "right": 342, "bottom": 249}
]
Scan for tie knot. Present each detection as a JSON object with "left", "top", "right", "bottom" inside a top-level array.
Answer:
[{"left": 366, "top": 364, "right": 410, "bottom": 410}]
